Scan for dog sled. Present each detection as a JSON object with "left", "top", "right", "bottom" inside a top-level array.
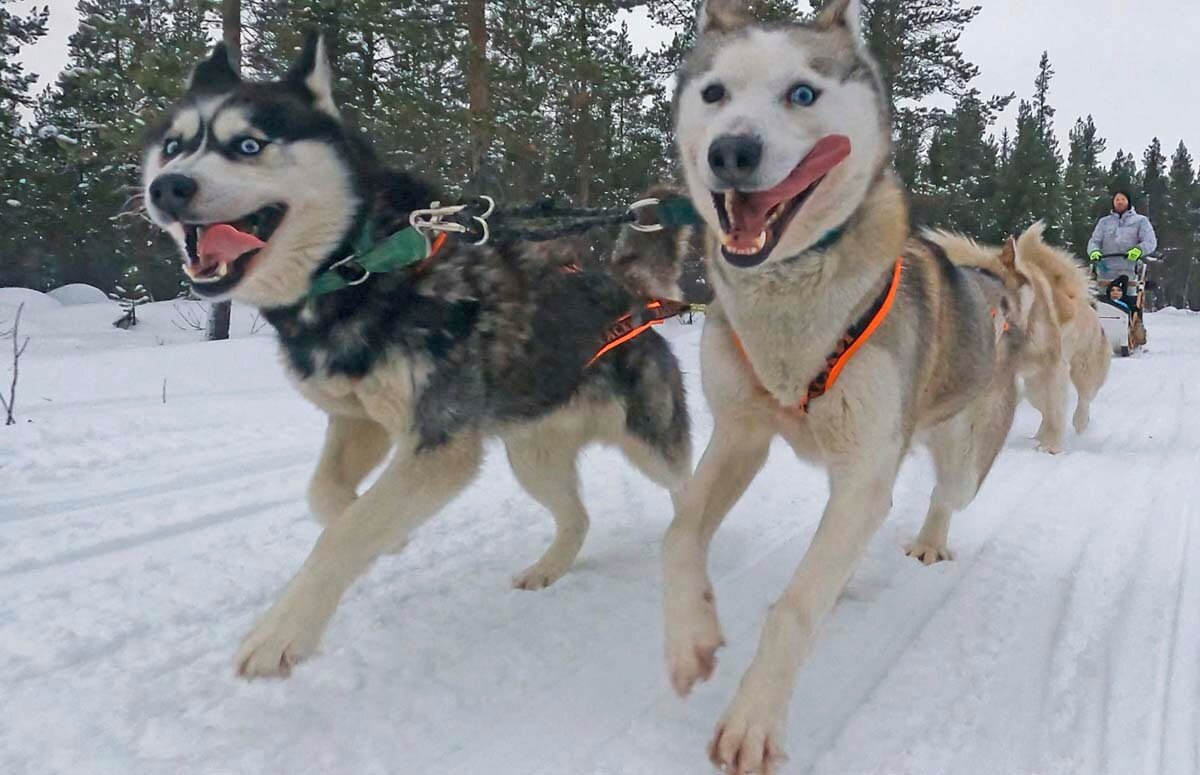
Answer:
[{"left": 1091, "top": 254, "right": 1155, "bottom": 357}]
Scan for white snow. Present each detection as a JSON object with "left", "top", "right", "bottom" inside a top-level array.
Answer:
[
  {"left": 47, "top": 284, "right": 109, "bottom": 307},
  {"left": 0, "top": 306, "right": 1197, "bottom": 775},
  {"left": 0, "top": 287, "right": 61, "bottom": 315}
]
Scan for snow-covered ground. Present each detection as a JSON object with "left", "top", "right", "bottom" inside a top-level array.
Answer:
[{"left": 1, "top": 296, "right": 1197, "bottom": 775}]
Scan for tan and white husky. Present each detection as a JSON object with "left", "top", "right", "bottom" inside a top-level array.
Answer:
[
  {"left": 930, "top": 223, "right": 1111, "bottom": 454},
  {"left": 662, "top": 1, "right": 1028, "bottom": 770}
]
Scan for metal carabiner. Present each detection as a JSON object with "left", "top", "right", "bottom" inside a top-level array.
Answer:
[
  {"left": 627, "top": 197, "right": 665, "bottom": 233},
  {"left": 328, "top": 254, "right": 371, "bottom": 286}
]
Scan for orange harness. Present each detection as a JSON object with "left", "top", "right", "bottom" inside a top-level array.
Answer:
[
  {"left": 733, "top": 257, "right": 904, "bottom": 414},
  {"left": 588, "top": 298, "right": 693, "bottom": 366}
]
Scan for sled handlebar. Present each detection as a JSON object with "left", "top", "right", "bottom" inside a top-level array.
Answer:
[{"left": 1094, "top": 253, "right": 1159, "bottom": 262}]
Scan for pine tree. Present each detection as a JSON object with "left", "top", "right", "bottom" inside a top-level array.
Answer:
[
  {"left": 108, "top": 264, "right": 151, "bottom": 328},
  {"left": 998, "top": 55, "right": 1064, "bottom": 240},
  {"left": 1107, "top": 150, "right": 1140, "bottom": 205},
  {"left": 918, "top": 91, "right": 1002, "bottom": 238},
  {"left": 0, "top": 0, "right": 50, "bottom": 288},
  {"left": 858, "top": 0, "right": 1011, "bottom": 188},
  {"left": 26, "top": 0, "right": 214, "bottom": 297},
  {"left": 1032, "top": 51, "right": 1055, "bottom": 138},
  {"left": 1141, "top": 137, "right": 1167, "bottom": 220},
  {"left": 1062, "top": 116, "right": 1108, "bottom": 254},
  {"left": 1160, "top": 142, "right": 1199, "bottom": 309}
]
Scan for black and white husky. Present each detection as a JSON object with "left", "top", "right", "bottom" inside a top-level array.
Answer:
[{"left": 142, "top": 35, "right": 690, "bottom": 679}]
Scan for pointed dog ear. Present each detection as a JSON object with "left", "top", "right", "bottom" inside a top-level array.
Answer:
[
  {"left": 188, "top": 43, "right": 240, "bottom": 95},
  {"left": 697, "top": 0, "right": 755, "bottom": 35},
  {"left": 1000, "top": 235, "right": 1017, "bottom": 270},
  {"left": 287, "top": 32, "right": 339, "bottom": 118},
  {"left": 814, "top": 0, "right": 860, "bottom": 27},
  {"left": 813, "top": 0, "right": 865, "bottom": 42}
]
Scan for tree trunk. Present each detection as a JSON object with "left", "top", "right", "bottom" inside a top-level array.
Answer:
[
  {"left": 573, "top": 5, "right": 592, "bottom": 205},
  {"left": 465, "top": 0, "right": 490, "bottom": 191},
  {"left": 223, "top": 0, "right": 242, "bottom": 65},
  {"left": 209, "top": 0, "right": 241, "bottom": 342}
]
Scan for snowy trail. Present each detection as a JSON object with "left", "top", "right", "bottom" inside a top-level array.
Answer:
[{"left": 1, "top": 300, "right": 1197, "bottom": 775}]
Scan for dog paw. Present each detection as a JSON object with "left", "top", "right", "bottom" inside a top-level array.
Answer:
[
  {"left": 905, "top": 542, "right": 954, "bottom": 565},
  {"left": 665, "top": 588, "right": 724, "bottom": 697},
  {"left": 235, "top": 591, "right": 334, "bottom": 680},
  {"left": 708, "top": 694, "right": 788, "bottom": 775},
  {"left": 511, "top": 557, "right": 571, "bottom": 591},
  {"left": 1035, "top": 441, "right": 1063, "bottom": 455}
]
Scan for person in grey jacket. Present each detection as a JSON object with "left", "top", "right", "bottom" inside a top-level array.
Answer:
[{"left": 1088, "top": 190, "right": 1158, "bottom": 263}]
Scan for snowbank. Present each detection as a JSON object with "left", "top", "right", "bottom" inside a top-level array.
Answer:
[
  {"left": 0, "top": 287, "right": 60, "bottom": 315},
  {"left": 47, "top": 283, "right": 109, "bottom": 306}
]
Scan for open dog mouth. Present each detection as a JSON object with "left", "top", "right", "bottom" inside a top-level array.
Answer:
[
  {"left": 711, "top": 135, "right": 851, "bottom": 268},
  {"left": 181, "top": 203, "right": 287, "bottom": 295}
]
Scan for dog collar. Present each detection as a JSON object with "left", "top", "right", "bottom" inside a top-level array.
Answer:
[
  {"left": 733, "top": 256, "right": 903, "bottom": 413},
  {"left": 308, "top": 224, "right": 448, "bottom": 298}
]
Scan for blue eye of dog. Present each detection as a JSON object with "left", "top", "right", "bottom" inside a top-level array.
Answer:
[
  {"left": 236, "top": 137, "right": 264, "bottom": 156},
  {"left": 787, "top": 84, "right": 819, "bottom": 107},
  {"left": 701, "top": 83, "right": 726, "bottom": 104},
  {"left": 163, "top": 138, "right": 181, "bottom": 157}
]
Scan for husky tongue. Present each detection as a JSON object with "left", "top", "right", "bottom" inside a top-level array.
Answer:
[
  {"left": 727, "top": 134, "right": 852, "bottom": 248},
  {"left": 198, "top": 224, "right": 266, "bottom": 267}
]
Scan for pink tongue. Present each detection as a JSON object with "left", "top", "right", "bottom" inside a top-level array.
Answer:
[
  {"left": 728, "top": 134, "right": 852, "bottom": 248},
  {"left": 198, "top": 224, "right": 265, "bottom": 267}
]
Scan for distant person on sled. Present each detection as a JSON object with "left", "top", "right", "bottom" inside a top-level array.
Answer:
[
  {"left": 1104, "top": 277, "right": 1131, "bottom": 312},
  {"left": 1088, "top": 190, "right": 1157, "bottom": 270}
]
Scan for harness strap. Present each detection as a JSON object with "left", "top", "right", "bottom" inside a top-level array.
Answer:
[
  {"left": 309, "top": 229, "right": 448, "bottom": 298},
  {"left": 733, "top": 257, "right": 903, "bottom": 413},
  {"left": 587, "top": 299, "right": 693, "bottom": 367}
]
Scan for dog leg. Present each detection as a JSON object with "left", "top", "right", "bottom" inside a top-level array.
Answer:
[
  {"left": 663, "top": 418, "right": 772, "bottom": 697},
  {"left": 1028, "top": 364, "right": 1068, "bottom": 454},
  {"left": 307, "top": 415, "right": 392, "bottom": 525},
  {"left": 709, "top": 453, "right": 899, "bottom": 775},
  {"left": 907, "top": 416, "right": 972, "bottom": 565},
  {"left": 1070, "top": 334, "right": 1110, "bottom": 435},
  {"left": 505, "top": 435, "right": 590, "bottom": 591},
  {"left": 236, "top": 434, "right": 483, "bottom": 679}
]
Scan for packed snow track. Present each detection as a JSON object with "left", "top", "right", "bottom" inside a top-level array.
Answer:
[{"left": 1, "top": 297, "right": 1197, "bottom": 775}]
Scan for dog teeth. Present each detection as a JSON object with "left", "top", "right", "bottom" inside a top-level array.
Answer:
[
  {"left": 216, "top": 263, "right": 229, "bottom": 278},
  {"left": 725, "top": 191, "right": 737, "bottom": 229},
  {"left": 722, "top": 231, "right": 769, "bottom": 256}
]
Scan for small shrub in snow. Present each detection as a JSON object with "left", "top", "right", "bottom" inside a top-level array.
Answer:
[{"left": 109, "top": 267, "right": 151, "bottom": 329}]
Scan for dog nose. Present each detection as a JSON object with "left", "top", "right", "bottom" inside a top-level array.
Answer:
[
  {"left": 149, "top": 173, "right": 198, "bottom": 219},
  {"left": 708, "top": 134, "right": 763, "bottom": 187}
]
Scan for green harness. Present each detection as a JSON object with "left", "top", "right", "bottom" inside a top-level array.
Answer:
[{"left": 308, "top": 223, "right": 434, "bottom": 298}]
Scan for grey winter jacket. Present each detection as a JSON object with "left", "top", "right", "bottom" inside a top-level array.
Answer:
[{"left": 1087, "top": 208, "right": 1158, "bottom": 258}]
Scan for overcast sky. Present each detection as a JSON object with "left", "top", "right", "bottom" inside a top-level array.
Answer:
[{"left": 17, "top": 0, "right": 1200, "bottom": 167}]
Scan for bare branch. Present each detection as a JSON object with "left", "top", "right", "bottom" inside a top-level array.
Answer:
[
  {"left": 171, "top": 301, "right": 207, "bottom": 332},
  {"left": 249, "top": 312, "right": 269, "bottom": 335},
  {"left": 1, "top": 303, "right": 31, "bottom": 426}
]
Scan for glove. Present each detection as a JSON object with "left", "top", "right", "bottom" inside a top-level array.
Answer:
[
  {"left": 1126, "top": 247, "right": 1143, "bottom": 262},
  {"left": 1089, "top": 250, "right": 1102, "bottom": 261}
]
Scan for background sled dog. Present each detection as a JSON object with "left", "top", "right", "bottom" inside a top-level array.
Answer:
[
  {"left": 142, "top": 36, "right": 690, "bottom": 678},
  {"left": 929, "top": 223, "right": 1111, "bottom": 454},
  {"left": 662, "top": 0, "right": 1027, "bottom": 771}
]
